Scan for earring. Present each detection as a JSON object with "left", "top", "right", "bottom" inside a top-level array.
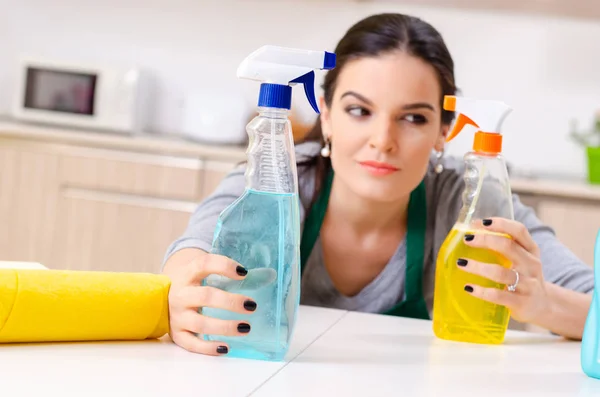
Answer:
[
  {"left": 434, "top": 148, "right": 444, "bottom": 174},
  {"left": 320, "top": 137, "right": 331, "bottom": 158}
]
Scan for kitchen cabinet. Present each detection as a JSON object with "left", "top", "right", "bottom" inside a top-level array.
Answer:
[
  {"left": 0, "top": 126, "right": 244, "bottom": 274},
  {"left": 53, "top": 189, "right": 195, "bottom": 273},
  {"left": 51, "top": 146, "right": 206, "bottom": 273},
  {"left": 537, "top": 200, "right": 600, "bottom": 267},
  {"left": 58, "top": 147, "right": 205, "bottom": 201},
  {"left": 516, "top": 192, "right": 600, "bottom": 267},
  {"left": 0, "top": 142, "right": 60, "bottom": 266}
]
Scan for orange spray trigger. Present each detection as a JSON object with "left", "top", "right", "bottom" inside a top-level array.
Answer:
[
  {"left": 442, "top": 95, "right": 512, "bottom": 154},
  {"left": 446, "top": 113, "right": 479, "bottom": 142}
]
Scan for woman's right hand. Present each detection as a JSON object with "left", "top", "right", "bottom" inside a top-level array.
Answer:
[{"left": 162, "top": 248, "right": 257, "bottom": 356}]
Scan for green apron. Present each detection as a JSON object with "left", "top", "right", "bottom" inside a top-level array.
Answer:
[{"left": 299, "top": 169, "right": 430, "bottom": 320}]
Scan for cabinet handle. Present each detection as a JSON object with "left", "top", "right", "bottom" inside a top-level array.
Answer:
[
  {"left": 63, "top": 147, "right": 205, "bottom": 170},
  {"left": 62, "top": 187, "right": 198, "bottom": 213}
]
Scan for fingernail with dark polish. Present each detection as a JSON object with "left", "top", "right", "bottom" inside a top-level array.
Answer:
[
  {"left": 236, "top": 266, "right": 248, "bottom": 276},
  {"left": 238, "top": 323, "right": 251, "bottom": 333},
  {"left": 464, "top": 285, "right": 474, "bottom": 293},
  {"left": 464, "top": 234, "right": 474, "bottom": 242},
  {"left": 217, "top": 346, "right": 228, "bottom": 354},
  {"left": 483, "top": 219, "right": 493, "bottom": 226},
  {"left": 244, "top": 300, "right": 257, "bottom": 312},
  {"left": 457, "top": 258, "right": 468, "bottom": 267}
]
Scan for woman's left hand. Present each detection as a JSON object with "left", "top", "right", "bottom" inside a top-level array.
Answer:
[{"left": 458, "top": 217, "right": 550, "bottom": 324}]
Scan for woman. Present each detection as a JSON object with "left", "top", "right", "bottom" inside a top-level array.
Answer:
[{"left": 162, "top": 13, "right": 594, "bottom": 355}]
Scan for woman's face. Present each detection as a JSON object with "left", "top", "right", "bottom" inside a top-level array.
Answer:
[{"left": 320, "top": 51, "right": 447, "bottom": 203}]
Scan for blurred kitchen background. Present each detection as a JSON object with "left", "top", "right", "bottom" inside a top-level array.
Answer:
[{"left": 0, "top": 0, "right": 599, "bottom": 273}]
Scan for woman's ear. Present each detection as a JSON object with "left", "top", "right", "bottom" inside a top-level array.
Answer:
[
  {"left": 435, "top": 125, "right": 449, "bottom": 152},
  {"left": 319, "top": 96, "right": 333, "bottom": 139}
]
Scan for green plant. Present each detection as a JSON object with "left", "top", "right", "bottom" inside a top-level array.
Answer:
[
  {"left": 570, "top": 111, "right": 600, "bottom": 184},
  {"left": 570, "top": 111, "right": 600, "bottom": 147}
]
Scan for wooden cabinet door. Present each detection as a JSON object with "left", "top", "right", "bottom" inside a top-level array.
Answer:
[
  {"left": 0, "top": 143, "right": 59, "bottom": 265},
  {"left": 51, "top": 147, "right": 204, "bottom": 273},
  {"left": 59, "top": 146, "right": 204, "bottom": 201},
  {"left": 52, "top": 188, "right": 195, "bottom": 273},
  {"left": 536, "top": 199, "right": 600, "bottom": 267}
]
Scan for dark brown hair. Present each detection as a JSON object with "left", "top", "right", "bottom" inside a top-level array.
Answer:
[{"left": 298, "top": 13, "right": 457, "bottom": 205}]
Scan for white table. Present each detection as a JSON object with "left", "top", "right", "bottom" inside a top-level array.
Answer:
[
  {"left": 256, "top": 310, "right": 600, "bottom": 397},
  {"left": 1, "top": 306, "right": 600, "bottom": 397}
]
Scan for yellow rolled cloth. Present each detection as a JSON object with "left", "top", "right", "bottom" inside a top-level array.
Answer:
[{"left": 0, "top": 269, "right": 171, "bottom": 343}]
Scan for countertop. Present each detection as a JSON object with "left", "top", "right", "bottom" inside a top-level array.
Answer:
[
  {"left": 0, "top": 120, "right": 248, "bottom": 162},
  {"left": 1, "top": 119, "right": 600, "bottom": 201},
  {"left": 1, "top": 305, "right": 598, "bottom": 397},
  {"left": 509, "top": 176, "right": 600, "bottom": 201}
]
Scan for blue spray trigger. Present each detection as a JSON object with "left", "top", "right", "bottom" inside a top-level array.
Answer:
[{"left": 290, "top": 71, "right": 320, "bottom": 114}]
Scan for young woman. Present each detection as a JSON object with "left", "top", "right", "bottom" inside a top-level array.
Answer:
[{"left": 162, "top": 13, "right": 594, "bottom": 355}]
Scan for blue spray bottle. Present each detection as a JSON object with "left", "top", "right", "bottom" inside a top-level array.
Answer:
[
  {"left": 202, "top": 45, "right": 336, "bottom": 361},
  {"left": 582, "top": 230, "right": 600, "bottom": 378}
]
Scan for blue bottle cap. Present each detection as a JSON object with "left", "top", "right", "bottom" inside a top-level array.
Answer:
[{"left": 258, "top": 83, "right": 292, "bottom": 109}]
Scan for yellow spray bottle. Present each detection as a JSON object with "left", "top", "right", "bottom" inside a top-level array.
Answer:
[{"left": 432, "top": 95, "right": 514, "bottom": 344}]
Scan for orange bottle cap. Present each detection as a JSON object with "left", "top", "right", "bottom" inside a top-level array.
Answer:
[{"left": 473, "top": 131, "right": 502, "bottom": 154}]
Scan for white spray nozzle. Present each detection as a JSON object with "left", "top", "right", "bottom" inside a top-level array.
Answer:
[
  {"left": 444, "top": 96, "right": 513, "bottom": 140},
  {"left": 237, "top": 45, "right": 336, "bottom": 113},
  {"left": 444, "top": 95, "right": 513, "bottom": 154}
]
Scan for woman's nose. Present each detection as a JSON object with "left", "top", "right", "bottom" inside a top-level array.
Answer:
[{"left": 368, "top": 118, "right": 397, "bottom": 153}]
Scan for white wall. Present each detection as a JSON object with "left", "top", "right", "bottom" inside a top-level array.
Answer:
[{"left": 1, "top": 0, "right": 600, "bottom": 178}]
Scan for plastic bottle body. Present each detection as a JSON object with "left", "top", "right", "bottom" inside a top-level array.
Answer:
[
  {"left": 582, "top": 287, "right": 600, "bottom": 378},
  {"left": 581, "top": 231, "right": 600, "bottom": 378},
  {"left": 433, "top": 151, "right": 514, "bottom": 344},
  {"left": 202, "top": 108, "right": 301, "bottom": 361}
]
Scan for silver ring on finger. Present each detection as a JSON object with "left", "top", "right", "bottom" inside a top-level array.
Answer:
[{"left": 507, "top": 268, "right": 519, "bottom": 292}]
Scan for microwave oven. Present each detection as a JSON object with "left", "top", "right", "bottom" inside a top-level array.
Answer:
[{"left": 12, "top": 57, "right": 150, "bottom": 134}]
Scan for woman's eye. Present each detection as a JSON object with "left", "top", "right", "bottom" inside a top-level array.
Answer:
[
  {"left": 403, "top": 114, "right": 428, "bottom": 124},
  {"left": 346, "top": 106, "right": 370, "bottom": 118}
]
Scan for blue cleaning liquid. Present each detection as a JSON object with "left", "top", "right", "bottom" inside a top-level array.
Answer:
[
  {"left": 581, "top": 230, "right": 600, "bottom": 378},
  {"left": 202, "top": 188, "right": 301, "bottom": 361}
]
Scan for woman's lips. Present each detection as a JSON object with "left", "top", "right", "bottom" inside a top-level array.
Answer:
[{"left": 358, "top": 160, "right": 399, "bottom": 176}]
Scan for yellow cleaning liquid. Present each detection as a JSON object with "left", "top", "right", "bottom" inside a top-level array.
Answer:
[{"left": 432, "top": 223, "right": 512, "bottom": 344}]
